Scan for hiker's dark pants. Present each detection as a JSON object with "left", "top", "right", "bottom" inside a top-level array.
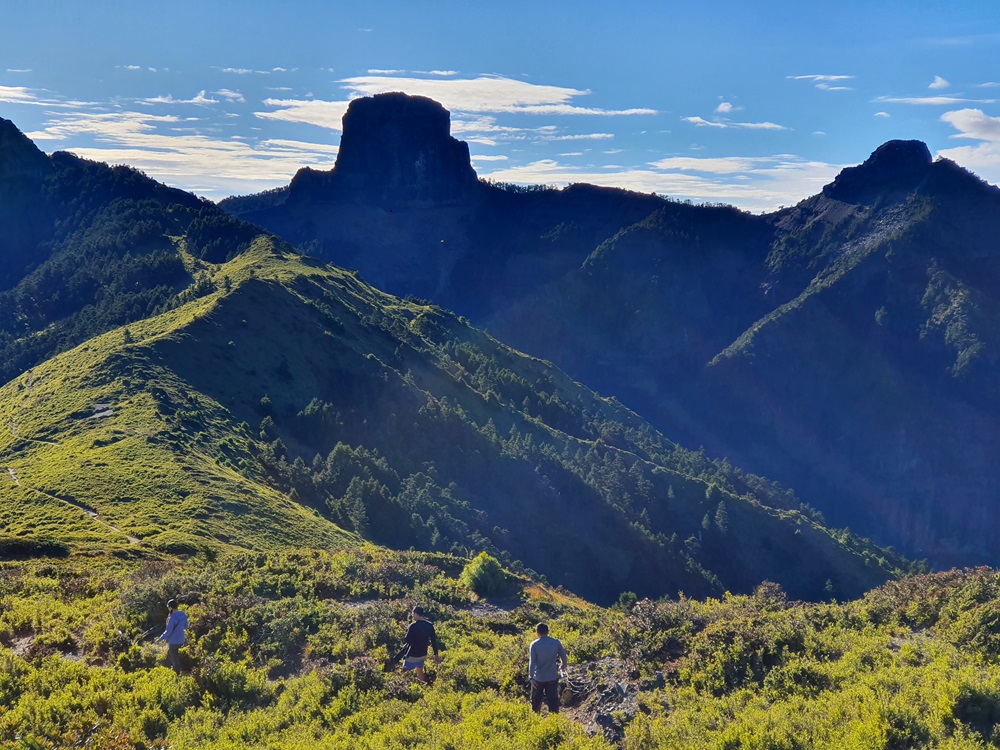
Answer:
[
  {"left": 531, "top": 679, "right": 560, "bottom": 713},
  {"left": 167, "top": 643, "right": 182, "bottom": 673}
]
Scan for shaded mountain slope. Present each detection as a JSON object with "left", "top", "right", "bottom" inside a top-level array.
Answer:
[
  {"left": 221, "top": 94, "right": 666, "bottom": 319},
  {"left": 494, "top": 142, "right": 1000, "bottom": 565},
  {"left": 0, "top": 238, "right": 904, "bottom": 603},
  {"left": 223, "top": 94, "right": 1000, "bottom": 567},
  {"left": 0, "top": 118, "right": 265, "bottom": 384}
]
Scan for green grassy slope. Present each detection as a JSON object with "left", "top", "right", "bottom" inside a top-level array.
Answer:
[
  {"left": 2, "top": 238, "right": 906, "bottom": 603},
  {"left": 0, "top": 247, "right": 356, "bottom": 557}
]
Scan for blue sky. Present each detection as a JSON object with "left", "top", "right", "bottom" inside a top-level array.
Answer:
[{"left": 2, "top": 0, "right": 998, "bottom": 212}]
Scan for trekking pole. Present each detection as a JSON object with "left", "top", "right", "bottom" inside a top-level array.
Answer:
[{"left": 131, "top": 625, "right": 159, "bottom": 646}]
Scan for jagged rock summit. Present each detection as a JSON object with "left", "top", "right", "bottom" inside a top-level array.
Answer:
[
  {"left": 288, "top": 92, "right": 479, "bottom": 206},
  {"left": 823, "top": 139, "right": 934, "bottom": 203}
]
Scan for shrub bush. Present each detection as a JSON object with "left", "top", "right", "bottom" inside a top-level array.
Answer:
[{"left": 460, "top": 552, "right": 507, "bottom": 596}]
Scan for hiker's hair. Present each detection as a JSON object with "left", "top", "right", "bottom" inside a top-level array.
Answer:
[
  {"left": 412, "top": 605, "right": 425, "bottom": 616},
  {"left": 167, "top": 599, "right": 178, "bottom": 610},
  {"left": 536, "top": 622, "right": 549, "bottom": 635}
]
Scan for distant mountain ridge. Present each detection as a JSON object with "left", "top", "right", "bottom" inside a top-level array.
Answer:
[
  {"left": 0, "top": 116, "right": 904, "bottom": 602},
  {"left": 222, "top": 93, "right": 1000, "bottom": 569}
]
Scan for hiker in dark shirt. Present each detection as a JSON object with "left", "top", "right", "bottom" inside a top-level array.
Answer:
[
  {"left": 402, "top": 605, "right": 441, "bottom": 682},
  {"left": 529, "top": 622, "right": 568, "bottom": 713}
]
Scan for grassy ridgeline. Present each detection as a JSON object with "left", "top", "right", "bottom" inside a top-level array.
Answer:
[{"left": 2, "top": 551, "right": 1000, "bottom": 748}]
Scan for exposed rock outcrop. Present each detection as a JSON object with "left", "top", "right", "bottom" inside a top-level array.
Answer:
[
  {"left": 288, "top": 93, "right": 478, "bottom": 206},
  {"left": 823, "top": 139, "right": 933, "bottom": 203}
]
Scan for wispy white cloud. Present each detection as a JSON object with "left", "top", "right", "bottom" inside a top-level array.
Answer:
[
  {"left": 650, "top": 155, "right": 771, "bottom": 173},
  {"left": 546, "top": 133, "right": 614, "bottom": 141},
  {"left": 929, "top": 75, "right": 950, "bottom": 90},
  {"left": 715, "top": 101, "right": 738, "bottom": 114},
  {"left": 874, "top": 94, "right": 996, "bottom": 105},
  {"left": 788, "top": 74, "right": 854, "bottom": 82},
  {"left": 875, "top": 111, "right": 891, "bottom": 118},
  {"left": 481, "top": 154, "right": 840, "bottom": 213},
  {"left": 256, "top": 98, "right": 352, "bottom": 130},
  {"left": 976, "top": 82, "right": 1000, "bottom": 88},
  {"left": 339, "top": 74, "right": 656, "bottom": 116},
  {"left": 5, "top": 68, "right": 31, "bottom": 73},
  {"left": 683, "top": 115, "right": 787, "bottom": 130},
  {"left": 788, "top": 74, "right": 855, "bottom": 91},
  {"left": 0, "top": 85, "right": 40, "bottom": 104},
  {"left": 683, "top": 116, "right": 726, "bottom": 129},
  {"left": 366, "top": 68, "right": 457, "bottom": 77},
  {"left": 24, "top": 109, "right": 339, "bottom": 199},
  {"left": 214, "top": 89, "right": 245, "bottom": 103},
  {"left": 142, "top": 90, "right": 219, "bottom": 105},
  {"left": 0, "top": 84, "right": 92, "bottom": 108}
]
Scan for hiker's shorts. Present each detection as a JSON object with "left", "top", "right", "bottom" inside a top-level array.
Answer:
[{"left": 403, "top": 655, "right": 427, "bottom": 671}]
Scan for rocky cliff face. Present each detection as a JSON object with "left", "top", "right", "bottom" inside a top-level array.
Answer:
[
  {"left": 288, "top": 93, "right": 478, "bottom": 206},
  {"left": 223, "top": 111, "right": 1000, "bottom": 571},
  {"left": 823, "top": 139, "right": 933, "bottom": 203}
]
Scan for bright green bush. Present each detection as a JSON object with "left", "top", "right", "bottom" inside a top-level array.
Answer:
[
  {"left": 7, "top": 554, "right": 1000, "bottom": 749},
  {"left": 460, "top": 552, "right": 507, "bottom": 596}
]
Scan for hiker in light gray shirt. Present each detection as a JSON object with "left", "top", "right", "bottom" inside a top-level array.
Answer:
[
  {"left": 528, "top": 622, "right": 568, "bottom": 713},
  {"left": 157, "top": 598, "right": 188, "bottom": 673}
]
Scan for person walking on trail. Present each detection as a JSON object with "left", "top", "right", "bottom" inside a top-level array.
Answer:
[
  {"left": 158, "top": 599, "right": 188, "bottom": 673},
  {"left": 402, "top": 605, "right": 441, "bottom": 682},
  {"left": 529, "top": 622, "right": 568, "bottom": 714}
]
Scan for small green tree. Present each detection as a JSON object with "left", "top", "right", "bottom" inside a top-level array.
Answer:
[{"left": 460, "top": 552, "right": 507, "bottom": 596}]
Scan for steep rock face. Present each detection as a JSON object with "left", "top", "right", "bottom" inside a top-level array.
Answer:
[
  {"left": 288, "top": 93, "right": 478, "bottom": 206},
  {"left": 224, "top": 120, "right": 1000, "bottom": 570},
  {"left": 823, "top": 139, "right": 933, "bottom": 203}
]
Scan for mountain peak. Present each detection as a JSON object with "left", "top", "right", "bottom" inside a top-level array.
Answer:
[
  {"left": 289, "top": 92, "right": 479, "bottom": 205},
  {"left": 823, "top": 139, "right": 933, "bottom": 203},
  {"left": 0, "top": 117, "right": 50, "bottom": 182}
]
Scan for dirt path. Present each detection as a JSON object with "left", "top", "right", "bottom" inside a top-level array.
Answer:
[
  {"left": 5, "top": 370, "right": 137, "bottom": 542},
  {"left": 29, "top": 487, "right": 140, "bottom": 545}
]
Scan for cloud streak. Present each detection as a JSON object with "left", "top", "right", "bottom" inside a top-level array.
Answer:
[
  {"left": 338, "top": 74, "right": 656, "bottom": 116},
  {"left": 481, "top": 153, "right": 840, "bottom": 213},
  {"left": 24, "top": 109, "right": 339, "bottom": 200},
  {"left": 683, "top": 115, "right": 788, "bottom": 130},
  {"left": 874, "top": 95, "right": 997, "bottom": 106},
  {"left": 142, "top": 90, "right": 219, "bottom": 105},
  {"left": 257, "top": 98, "right": 352, "bottom": 130},
  {"left": 789, "top": 74, "right": 855, "bottom": 91}
]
